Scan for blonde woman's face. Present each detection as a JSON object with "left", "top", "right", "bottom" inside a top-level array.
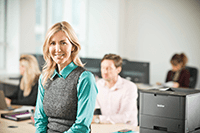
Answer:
[
  {"left": 49, "top": 31, "right": 74, "bottom": 71},
  {"left": 19, "top": 64, "right": 26, "bottom": 75}
]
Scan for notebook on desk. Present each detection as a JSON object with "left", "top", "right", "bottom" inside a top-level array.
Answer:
[
  {"left": 112, "top": 129, "right": 138, "bottom": 133},
  {"left": 1, "top": 110, "right": 31, "bottom": 121},
  {"left": 0, "top": 90, "right": 13, "bottom": 110}
]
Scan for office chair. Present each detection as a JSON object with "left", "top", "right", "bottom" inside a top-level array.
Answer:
[{"left": 185, "top": 66, "right": 198, "bottom": 88}]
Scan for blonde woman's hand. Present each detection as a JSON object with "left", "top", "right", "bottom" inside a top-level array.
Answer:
[{"left": 5, "top": 97, "right": 11, "bottom": 107}]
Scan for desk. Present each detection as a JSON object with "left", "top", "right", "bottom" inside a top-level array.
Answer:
[
  {"left": 91, "top": 123, "right": 139, "bottom": 133},
  {"left": 0, "top": 109, "right": 35, "bottom": 133},
  {"left": 0, "top": 109, "right": 139, "bottom": 133},
  {"left": 136, "top": 83, "right": 159, "bottom": 90}
]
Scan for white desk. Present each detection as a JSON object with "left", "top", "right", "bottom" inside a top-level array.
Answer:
[
  {"left": 0, "top": 107, "right": 35, "bottom": 133},
  {"left": 91, "top": 123, "right": 139, "bottom": 133},
  {"left": 0, "top": 108, "right": 139, "bottom": 133},
  {"left": 0, "top": 116, "right": 35, "bottom": 133}
]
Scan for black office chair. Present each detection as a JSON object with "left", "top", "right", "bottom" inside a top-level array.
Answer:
[{"left": 185, "top": 66, "right": 198, "bottom": 88}]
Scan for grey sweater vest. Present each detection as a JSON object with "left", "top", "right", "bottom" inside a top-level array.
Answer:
[{"left": 43, "top": 66, "right": 85, "bottom": 133}]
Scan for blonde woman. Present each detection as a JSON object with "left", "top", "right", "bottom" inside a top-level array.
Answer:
[
  {"left": 34, "top": 21, "right": 97, "bottom": 133},
  {"left": 5, "top": 54, "right": 41, "bottom": 106}
]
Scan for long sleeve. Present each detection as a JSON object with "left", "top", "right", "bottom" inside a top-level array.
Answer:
[
  {"left": 11, "top": 82, "right": 38, "bottom": 106},
  {"left": 165, "top": 69, "right": 190, "bottom": 88},
  {"left": 7, "top": 86, "right": 19, "bottom": 100},
  {"left": 35, "top": 63, "right": 98, "bottom": 133},
  {"left": 165, "top": 71, "right": 171, "bottom": 82},
  {"left": 96, "top": 76, "right": 138, "bottom": 126},
  {"left": 34, "top": 75, "right": 48, "bottom": 133},
  {"left": 65, "top": 71, "right": 98, "bottom": 133},
  {"left": 99, "top": 84, "right": 138, "bottom": 126},
  {"left": 178, "top": 69, "right": 190, "bottom": 87}
]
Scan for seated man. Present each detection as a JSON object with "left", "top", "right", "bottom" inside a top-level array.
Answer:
[{"left": 94, "top": 54, "right": 138, "bottom": 126}]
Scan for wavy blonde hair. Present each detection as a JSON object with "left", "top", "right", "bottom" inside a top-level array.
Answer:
[
  {"left": 20, "top": 54, "right": 41, "bottom": 97},
  {"left": 42, "top": 21, "right": 83, "bottom": 86}
]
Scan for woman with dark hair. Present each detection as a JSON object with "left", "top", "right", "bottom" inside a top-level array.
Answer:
[
  {"left": 34, "top": 21, "right": 97, "bottom": 133},
  {"left": 165, "top": 53, "right": 190, "bottom": 88}
]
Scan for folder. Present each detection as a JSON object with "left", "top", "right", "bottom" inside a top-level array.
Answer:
[{"left": 1, "top": 110, "right": 31, "bottom": 121}]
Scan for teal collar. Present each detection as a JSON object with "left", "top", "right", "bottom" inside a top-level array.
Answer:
[{"left": 51, "top": 62, "right": 78, "bottom": 79}]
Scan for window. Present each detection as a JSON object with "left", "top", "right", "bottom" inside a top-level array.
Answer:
[
  {"left": 35, "top": 0, "right": 88, "bottom": 56},
  {"left": 0, "top": 0, "right": 6, "bottom": 69},
  {"left": 35, "top": 0, "right": 46, "bottom": 42}
]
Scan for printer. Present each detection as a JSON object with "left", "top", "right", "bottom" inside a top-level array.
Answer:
[{"left": 139, "top": 88, "right": 200, "bottom": 133}]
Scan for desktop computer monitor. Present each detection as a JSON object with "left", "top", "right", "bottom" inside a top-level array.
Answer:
[
  {"left": 32, "top": 54, "right": 45, "bottom": 71},
  {"left": 30, "top": 56, "right": 150, "bottom": 84},
  {"left": 30, "top": 55, "right": 150, "bottom": 85},
  {"left": 80, "top": 57, "right": 150, "bottom": 84},
  {"left": 80, "top": 57, "right": 101, "bottom": 78},
  {"left": 120, "top": 59, "right": 150, "bottom": 84}
]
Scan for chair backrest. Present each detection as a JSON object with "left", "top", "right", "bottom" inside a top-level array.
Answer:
[{"left": 185, "top": 66, "right": 198, "bottom": 88}]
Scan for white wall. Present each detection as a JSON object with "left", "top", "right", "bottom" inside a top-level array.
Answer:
[
  {"left": 87, "top": 0, "right": 200, "bottom": 88},
  {"left": 20, "top": 0, "right": 36, "bottom": 54},
  {"left": 123, "top": 0, "right": 200, "bottom": 88},
  {"left": 1, "top": 0, "right": 37, "bottom": 75},
  {"left": 2, "top": 0, "right": 200, "bottom": 88},
  {"left": 87, "top": 0, "right": 120, "bottom": 58},
  {"left": 4, "top": 0, "right": 20, "bottom": 74}
]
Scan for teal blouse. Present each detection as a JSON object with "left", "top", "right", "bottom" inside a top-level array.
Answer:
[{"left": 34, "top": 62, "right": 98, "bottom": 133}]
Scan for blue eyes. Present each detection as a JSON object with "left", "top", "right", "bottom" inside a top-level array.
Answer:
[
  {"left": 50, "top": 42, "right": 55, "bottom": 45},
  {"left": 62, "top": 42, "right": 67, "bottom": 45},
  {"left": 50, "top": 42, "right": 67, "bottom": 45}
]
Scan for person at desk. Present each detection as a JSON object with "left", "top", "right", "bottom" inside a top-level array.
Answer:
[
  {"left": 5, "top": 54, "right": 41, "bottom": 106},
  {"left": 34, "top": 21, "right": 97, "bottom": 133},
  {"left": 94, "top": 54, "right": 138, "bottom": 126},
  {"left": 165, "top": 53, "right": 190, "bottom": 88}
]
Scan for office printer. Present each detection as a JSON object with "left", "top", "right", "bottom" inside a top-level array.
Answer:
[{"left": 139, "top": 88, "right": 200, "bottom": 133}]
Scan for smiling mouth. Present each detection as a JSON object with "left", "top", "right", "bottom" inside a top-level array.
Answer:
[{"left": 55, "top": 54, "right": 64, "bottom": 57}]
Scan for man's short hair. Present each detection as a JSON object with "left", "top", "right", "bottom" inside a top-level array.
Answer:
[{"left": 101, "top": 54, "right": 123, "bottom": 68}]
